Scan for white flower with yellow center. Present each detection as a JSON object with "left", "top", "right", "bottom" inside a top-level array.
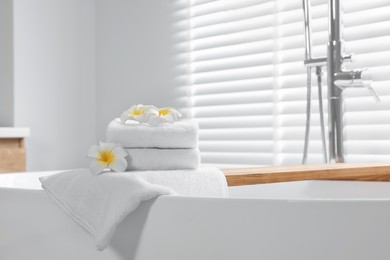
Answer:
[
  {"left": 120, "top": 104, "right": 158, "bottom": 124},
  {"left": 87, "top": 142, "right": 128, "bottom": 175},
  {"left": 148, "top": 107, "right": 182, "bottom": 126}
]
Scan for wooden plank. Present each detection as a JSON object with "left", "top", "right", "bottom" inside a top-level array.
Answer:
[
  {"left": 0, "top": 138, "right": 21, "bottom": 149},
  {"left": 0, "top": 148, "right": 26, "bottom": 172},
  {"left": 18, "top": 138, "right": 24, "bottom": 148},
  {"left": 223, "top": 164, "right": 390, "bottom": 186},
  {"left": 0, "top": 137, "right": 26, "bottom": 173}
]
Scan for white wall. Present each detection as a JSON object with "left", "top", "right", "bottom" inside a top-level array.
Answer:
[
  {"left": 95, "top": 0, "right": 189, "bottom": 141},
  {"left": 13, "top": 0, "right": 96, "bottom": 171},
  {"left": 0, "top": 0, "right": 14, "bottom": 126},
  {"left": 2, "top": 0, "right": 189, "bottom": 171}
]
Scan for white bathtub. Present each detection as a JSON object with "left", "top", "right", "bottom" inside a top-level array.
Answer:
[{"left": 1, "top": 172, "right": 390, "bottom": 260}]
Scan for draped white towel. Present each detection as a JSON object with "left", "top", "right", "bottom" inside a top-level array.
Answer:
[
  {"left": 106, "top": 118, "right": 198, "bottom": 149},
  {"left": 39, "top": 167, "right": 228, "bottom": 250},
  {"left": 125, "top": 148, "right": 200, "bottom": 171}
]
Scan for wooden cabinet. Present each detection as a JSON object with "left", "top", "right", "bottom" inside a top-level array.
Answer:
[{"left": 0, "top": 128, "right": 30, "bottom": 173}]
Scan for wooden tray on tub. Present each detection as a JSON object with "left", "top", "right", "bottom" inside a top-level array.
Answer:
[{"left": 223, "top": 163, "right": 390, "bottom": 186}]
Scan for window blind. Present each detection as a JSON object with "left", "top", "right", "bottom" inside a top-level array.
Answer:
[
  {"left": 342, "top": 0, "right": 390, "bottom": 163},
  {"left": 188, "top": 0, "right": 390, "bottom": 167}
]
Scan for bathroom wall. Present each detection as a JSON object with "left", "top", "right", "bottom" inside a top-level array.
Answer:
[
  {"left": 4, "top": 0, "right": 189, "bottom": 171},
  {"left": 95, "top": 0, "right": 189, "bottom": 141},
  {"left": 13, "top": 0, "right": 96, "bottom": 171},
  {"left": 0, "top": 0, "right": 14, "bottom": 127}
]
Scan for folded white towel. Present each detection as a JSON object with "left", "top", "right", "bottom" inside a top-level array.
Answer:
[
  {"left": 106, "top": 118, "right": 198, "bottom": 149},
  {"left": 39, "top": 167, "right": 228, "bottom": 250},
  {"left": 125, "top": 148, "right": 200, "bottom": 171}
]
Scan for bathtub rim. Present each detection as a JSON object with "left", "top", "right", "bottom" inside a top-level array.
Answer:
[{"left": 3, "top": 186, "right": 390, "bottom": 203}]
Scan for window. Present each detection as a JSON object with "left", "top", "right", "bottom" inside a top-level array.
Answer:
[{"left": 188, "top": 0, "right": 390, "bottom": 167}]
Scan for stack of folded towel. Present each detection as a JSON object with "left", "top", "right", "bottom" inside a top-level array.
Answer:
[
  {"left": 38, "top": 107, "right": 228, "bottom": 250},
  {"left": 106, "top": 118, "right": 200, "bottom": 171}
]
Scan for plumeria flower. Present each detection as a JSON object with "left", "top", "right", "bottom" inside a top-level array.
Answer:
[
  {"left": 120, "top": 104, "right": 158, "bottom": 124},
  {"left": 148, "top": 107, "right": 182, "bottom": 126},
  {"left": 87, "top": 142, "right": 128, "bottom": 175}
]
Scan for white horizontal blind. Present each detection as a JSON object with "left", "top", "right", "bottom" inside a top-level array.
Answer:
[
  {"left": 275, "top": 0, "right": 329, "bottom": 165},
  {"left": 188, "top": 0, "right": 390, "bottom": 167},
  {"left": 342, "top": 0, "right": 390, "bottom": 163},
  {"left": 189, "top": 0, "right": 276, "bottom": 168}
]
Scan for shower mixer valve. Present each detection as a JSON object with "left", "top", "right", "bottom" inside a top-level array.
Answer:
[
  {"left": 332, "top": 42, "right": 380, "bottom": 102},
  {"left": 301, "top": 0, "right": 380, "bottom": 164},
  {"left": 334, "top": 69, "right": 380, "bottom": 102}
]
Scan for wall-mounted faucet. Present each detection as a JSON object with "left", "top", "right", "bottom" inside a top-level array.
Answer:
[{"left": 302, "top": 0, "right": 380, "bottom": 164}]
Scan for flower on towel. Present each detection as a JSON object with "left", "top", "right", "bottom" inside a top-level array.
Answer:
[
  {"left": 148, "top": 107, "right": 182, "bottom": 126},
  {"left": 120, "top": 104, "right": 158, "bottom": 124},
  {"left": 87, "top": 142, "right": 128, "bottom": 175}
]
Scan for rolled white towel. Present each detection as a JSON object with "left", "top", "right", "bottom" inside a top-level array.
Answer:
[
  {"left": 125, "top": 148, "right": 200, "bottom": 171},
  {"left": 106, "top": 118, "right": 198, "bottom": 149}
]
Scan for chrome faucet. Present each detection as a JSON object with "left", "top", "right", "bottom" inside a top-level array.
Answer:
[{"left": 302, "top": 0, "right": 380, "bottom": 164}]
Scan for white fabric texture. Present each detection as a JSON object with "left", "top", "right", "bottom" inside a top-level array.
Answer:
[
  {"left": 39, "top": 167, "right": 228, "bottom": 250},
  {"left": 132, "top": 167, "right": 228, "bottom": 197},
  {"left": 106, "top": 118, "right": 198, "bottom": 149},
  {"left": 125, "top": 148, "right": 200, "bottom": 171},
  {"left": 40, "top": 169, "right": 175, "bottom": 250}
]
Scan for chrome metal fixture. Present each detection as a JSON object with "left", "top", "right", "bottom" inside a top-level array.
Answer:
[{"left": 301, "top": 0, "right": 380, "bottom": 164}]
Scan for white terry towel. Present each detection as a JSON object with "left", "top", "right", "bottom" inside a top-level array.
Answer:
[
  {"left": 132, "top": 167, "right": 228, "bottom": 197},
  {"left": 125, "top": 148, "right": 200, "bottom": 171},
  {"left": 39, "top": 167, "right": 228, "bottom": 250},
  {"left": 106, "top": 118, "right": 198, "bottom": 149},
  {"left": 40, "top": 169, "right": 175, "bottom": 250}
]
